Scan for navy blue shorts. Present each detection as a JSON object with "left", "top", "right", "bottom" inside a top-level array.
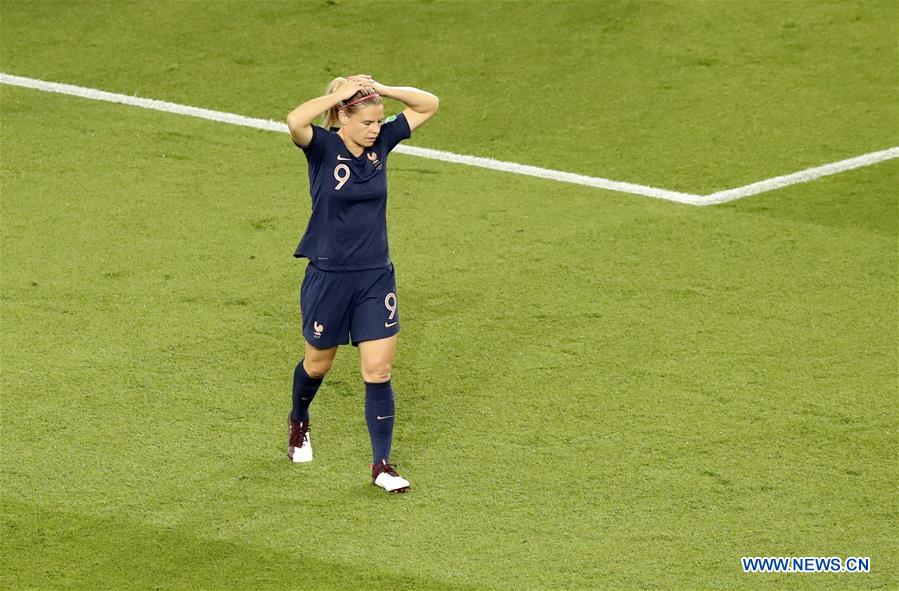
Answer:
[{"left": 300, "top": 263, "right": 400, "bottom": 348}]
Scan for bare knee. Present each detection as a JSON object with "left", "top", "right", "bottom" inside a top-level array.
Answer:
[
  {"left": 304, "top": 357, "right": 333, "bottom": 378},
  {"left": 361, "top": 362, "right": 392, "bottom": 383}
]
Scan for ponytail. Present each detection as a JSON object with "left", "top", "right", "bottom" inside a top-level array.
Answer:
[{"left": 323, "top": 77, "right": 346, "bottom": 130}]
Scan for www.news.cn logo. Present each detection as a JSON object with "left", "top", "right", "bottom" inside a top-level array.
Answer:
[{"left": 742, "top": 556, "right": 870, "bottom": 573}]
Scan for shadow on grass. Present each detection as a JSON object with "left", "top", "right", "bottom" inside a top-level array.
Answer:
[{"left": 1, "top": 498, "right": 480, "bottom": 591}]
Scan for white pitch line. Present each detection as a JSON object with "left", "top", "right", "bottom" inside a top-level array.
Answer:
[
  {"left": 699, "top": 146, "right": 899, "bottom": 206},
  {"left": 395, "top": 144, "right": 702, "bottom": 204},
  {"left": 1, "top": 72, "right": 700, "bottom": 205},
  {"left": 0, "top": 72, "right": 287, "bottom": 134},
  {"left": 2, "top": 72, "right": 896, "bottom": 206}
]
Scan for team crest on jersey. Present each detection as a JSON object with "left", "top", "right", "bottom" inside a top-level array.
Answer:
[
  {"left": 313, "top": 322, "right": 324, "bottom": 339},
  {"left": 367, "top": 151, "right": 382, "bottom": 170}
]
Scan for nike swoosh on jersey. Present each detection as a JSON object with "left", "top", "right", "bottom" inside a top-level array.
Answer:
[
  {"left": 385, "top": 322, "right": 398, "bottom": 328},
  {"left": 337, "top": 155, "right": 351, "bottom": 161}
]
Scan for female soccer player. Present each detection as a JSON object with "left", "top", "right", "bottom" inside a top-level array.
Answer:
[{"left": 285, "top": 75, "right": 439, "bottom": 493}]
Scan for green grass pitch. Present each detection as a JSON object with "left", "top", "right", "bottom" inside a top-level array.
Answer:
[{"left": 1, "top": 1, "right": 896, "bottom": 589}]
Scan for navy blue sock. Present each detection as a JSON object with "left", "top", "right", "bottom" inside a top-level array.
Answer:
[
  {"left": 291, "top": 359, "right": 323, "bottom": 424},
  {"left": 364, "top": 381, "right": 395, "bottom": 464}
]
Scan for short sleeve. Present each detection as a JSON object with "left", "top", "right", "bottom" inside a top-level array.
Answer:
[
  {"left": 295, "top": 125, "right": 328, "bottom": 163},
  {"left": 378, "top": 113, "right": 412, "bottom": 154}
]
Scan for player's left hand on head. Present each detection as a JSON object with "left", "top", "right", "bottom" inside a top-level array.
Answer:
[{"left": 370, "top": 79, "right": 387, "bottom": 94}]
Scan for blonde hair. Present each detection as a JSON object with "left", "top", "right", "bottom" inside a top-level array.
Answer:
[{"left": 323, "top": 77, "right": 383, "bottom": 129}]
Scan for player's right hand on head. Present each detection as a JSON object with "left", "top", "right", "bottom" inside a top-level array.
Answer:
[{"left": 336, "top": 76, "right": 371, "bottom": 100}]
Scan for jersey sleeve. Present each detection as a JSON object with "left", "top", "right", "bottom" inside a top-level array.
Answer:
[
  {"left": 378, "top": 113, "right": 412, "bottom": 154},
  {"left": 295, "top": 125, "right": 328, "bottom": 163}
]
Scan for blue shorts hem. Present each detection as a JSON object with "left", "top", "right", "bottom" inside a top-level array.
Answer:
[
  {"left": 350, "top": 325, "right": 400, "bottom": 347},
  {"left": 303, "top": 331, "right": 349, "bottom": 349}
]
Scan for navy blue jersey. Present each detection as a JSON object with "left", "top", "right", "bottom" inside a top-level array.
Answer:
[{"left": 294, "top": 113, "right": 412, "bottom": 271}]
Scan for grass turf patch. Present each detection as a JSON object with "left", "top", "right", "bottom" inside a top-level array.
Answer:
[
  {"left": 2, "top": 1, "right": 897, "bottom": 588},
  {"left": 1, "top": 0, "right": 896, "bottom": 191},
  {"left": 2, "top": 84, "right": 896, "bottom": 589}
]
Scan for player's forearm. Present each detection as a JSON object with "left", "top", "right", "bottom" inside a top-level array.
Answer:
[
  {"left": 379, "top": 86, "right": 439, "bottom": 114},
  {"left": 287, "top": 94, "right": 342, "bottom": 130}
]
